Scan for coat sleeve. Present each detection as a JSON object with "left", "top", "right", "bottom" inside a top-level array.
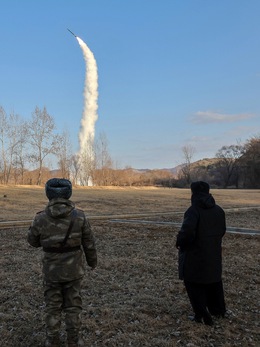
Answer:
[
  {"left": 81, "top": 216, "right": 97, "bottom": 268},
  {"left": 176, "top": 206, "right": 199, "bottom": 249},
  {"left": 27, "top": 215, "right": 41, "bottom": 248}
]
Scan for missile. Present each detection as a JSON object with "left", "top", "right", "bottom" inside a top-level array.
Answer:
[{"left": 67, "top": 28, "right": 77, "bottom": 38}]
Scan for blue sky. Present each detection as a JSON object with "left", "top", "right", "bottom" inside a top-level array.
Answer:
[{"left": 1, "top": 0, "right": 259, "bottom": 169}]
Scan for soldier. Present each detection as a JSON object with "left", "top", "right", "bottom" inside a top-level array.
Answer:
[{"left": 28, "top": 178, "right": 97, "bottom": 347}]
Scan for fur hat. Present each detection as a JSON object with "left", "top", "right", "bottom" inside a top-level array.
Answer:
[
  {"left": 190, "top": 181, "right": 210, "bottom": 194},
  {"left": 45, "top": 178, "right": 72, "bottom": 200}
]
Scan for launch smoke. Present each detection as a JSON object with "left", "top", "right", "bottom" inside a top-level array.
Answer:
[{"left": 76, "top": 36, "right": 98, "bottom": 157}]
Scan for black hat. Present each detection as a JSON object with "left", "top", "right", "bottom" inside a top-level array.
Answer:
[
  {"left": 45, "top": 178, "right": 72, "bottom": 200},
  {"left": 190, "top": 181, "right": 210, "bottom": 194}
]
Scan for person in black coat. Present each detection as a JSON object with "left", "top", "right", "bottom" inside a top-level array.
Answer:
[{"left": 176, "top": 181, "right": 226, "bottom": 325}]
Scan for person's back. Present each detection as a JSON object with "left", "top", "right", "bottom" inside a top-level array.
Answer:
[
  {"left": 28, "top": 178, "right": 97, "bottom": 347},
  {"left": 30, "top": 197, "right": 96, "bottom": 283},
  {"left": 180, "top": 191, "right": 226, "bottom": 283},
  {"left": 176, "top": 181, "right": 226, "bottom": 326}
]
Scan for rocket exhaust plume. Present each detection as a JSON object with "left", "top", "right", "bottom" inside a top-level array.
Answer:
[
  {"left": 77, "top": 36, "right": 98, "bottom": 158},
  {"left": 68, "top": 30, "right": 98, "bottom": 160}
]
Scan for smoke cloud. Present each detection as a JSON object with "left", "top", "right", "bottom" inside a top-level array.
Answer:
[{"left": 76, "top": 36, "right": 98, "bottom": 157}]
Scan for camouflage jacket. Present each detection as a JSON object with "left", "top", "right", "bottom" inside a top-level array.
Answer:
[{"left": 28, "top": 198, "right": 97, "bottom": 283}]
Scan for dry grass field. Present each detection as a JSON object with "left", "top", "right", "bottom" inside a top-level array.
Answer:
[{"left": 0, "top": 186, "right": 259, "bottom": 347}]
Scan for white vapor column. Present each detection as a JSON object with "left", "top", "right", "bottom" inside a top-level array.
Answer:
[{"left": 76, "top": 36, "right": 98, "bottom": 158}]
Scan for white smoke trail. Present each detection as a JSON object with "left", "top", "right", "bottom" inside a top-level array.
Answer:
[{"left": 76, "top": 36, "right": 98, "bottom": 157}]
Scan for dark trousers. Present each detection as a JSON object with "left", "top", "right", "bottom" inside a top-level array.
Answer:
[{"left": 184, "top": 280, "right": 226, "bottom": 324}]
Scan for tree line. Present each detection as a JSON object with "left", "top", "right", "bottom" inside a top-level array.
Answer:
[
  {"left": 0, "top": 105, "right": 259, "bottom": 188},
  {"left": 165, "top": 138, "right": 260, "bottom": 189}
]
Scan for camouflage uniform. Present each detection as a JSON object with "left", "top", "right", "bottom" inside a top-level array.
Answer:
[{"left": 28, "top": 185, "right": 97, "bottom": 346}]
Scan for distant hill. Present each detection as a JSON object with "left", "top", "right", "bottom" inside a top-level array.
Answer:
[
  {"left": 190, "top": 158, "right": 220, "bottom": 167},
  {"left": 134, "top": 158, "right": 219, "bottom": 177}
]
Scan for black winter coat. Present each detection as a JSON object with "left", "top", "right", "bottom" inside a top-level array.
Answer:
[{"left": 176, "top": 192, "right": 226, "bottom": 283}]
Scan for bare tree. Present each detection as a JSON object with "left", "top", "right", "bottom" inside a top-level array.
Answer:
[
  {"left": 78, "top": 136, "right": 95, "bottom": 186},
  {"left": 0, "top": 107, "right": 9, "bottom": 183},
  {"left": 12, "top": 116, "right": 29, "bottom": 184},
  {"left": 56, "top": 130, "right": 72, "bottom": 179},
  {"left": 0, "top": 108, "right": 27, "bottom": 184},
  {"left": 239, "top": 135, "right": 260, "bottom": 188},
  {"left": 215, "top": 144, "right": 244, "bottom": 188},
  {"left": 181, "top": 145, "right": 196, "bottom": 185},
  {"left": 27, "top": 106, "right": 60, "bottom": 185},
  {"left": 69, "top": 154, "right": 81, "bottom": 185},
  {"left": 93, "top": 133, "right": 113, "bottom": 185}
]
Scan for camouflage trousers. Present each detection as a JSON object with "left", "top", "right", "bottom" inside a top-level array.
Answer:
[{"left": 44, "top": 278, "right": 82, "bottom": 339}]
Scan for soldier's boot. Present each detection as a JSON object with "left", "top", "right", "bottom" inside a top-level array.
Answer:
[{"left": 44, "top": 335, "right": 60, "bottom": 347}]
